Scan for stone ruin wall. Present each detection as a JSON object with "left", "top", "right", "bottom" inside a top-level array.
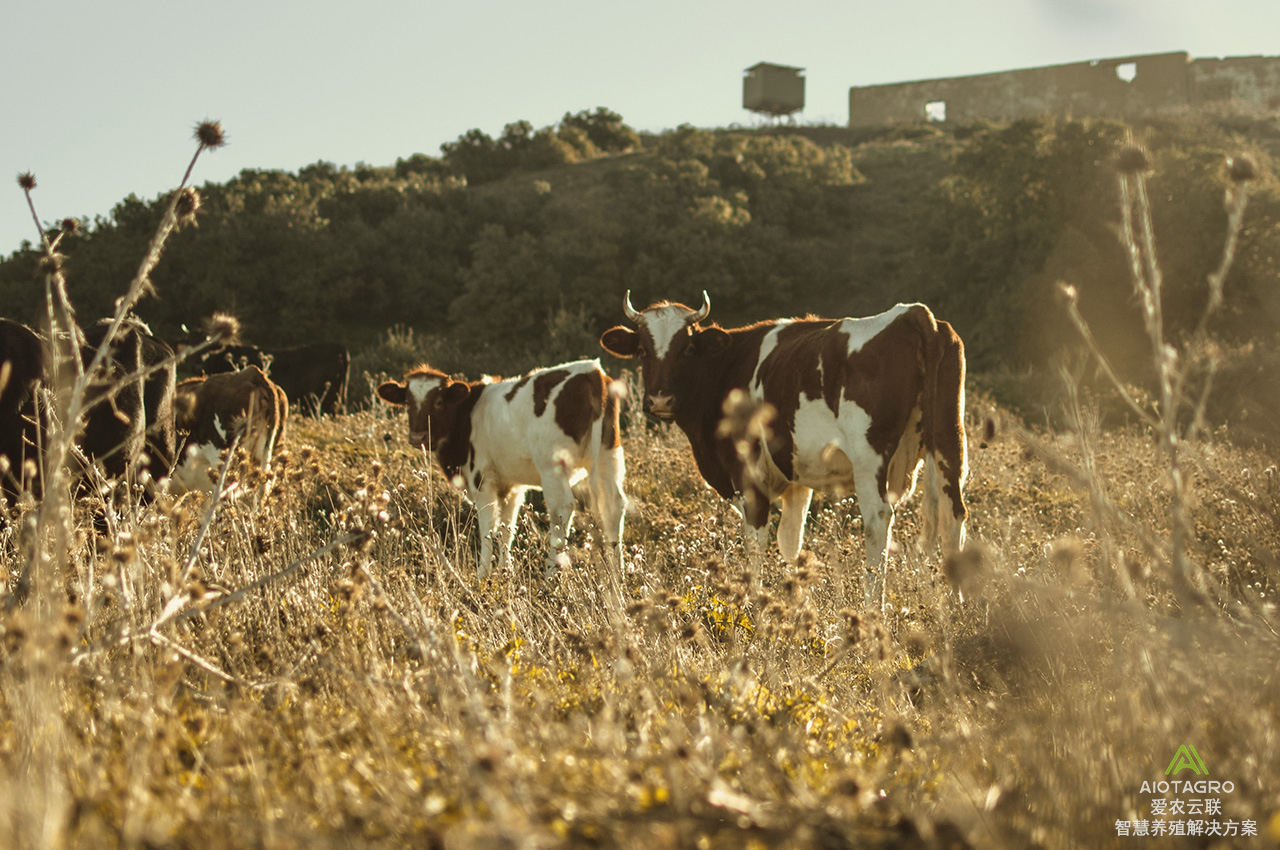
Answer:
[{"left": 848, "top": 52, "right": 1280, "bottom": 127}]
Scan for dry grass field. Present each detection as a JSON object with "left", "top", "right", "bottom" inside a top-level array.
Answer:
[
  {"left": 4, "top": 127, "right": 1279, "bottom": 849},
  {"left": 1, "top": 380, "right": 1278, "bottom": 849}
]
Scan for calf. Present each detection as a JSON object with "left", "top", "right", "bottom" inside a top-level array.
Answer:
[
  {"left": 172, "top": 366, "right": 288, "bottom": 494},
  {"left": 377, "top": 360, "right": 626, "bottom": 580},
  {"left": 601, "top": 292, "right": 968, "bottom": 607}
]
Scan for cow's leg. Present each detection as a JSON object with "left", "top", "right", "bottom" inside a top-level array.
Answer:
[
  {"left": 494, "top": 488, "right": 524, "bottom": 571},
  {"left": 475, "top": 490, "right": 499, "bottom": 581},
  {"left": 855, "top": 469, "right": 895, "bottom": 610},
  {"left": 589, "top": 446, "right": 627, "bottom": 570},
  {"left": 776, "top": 484, "right": 813, "bottom": 562},
  {"left": 539, "top": 468, "right": 577, "bottom": 577},
  {"left": 736, "top": 483, "right": 771, "bottom": 559}
]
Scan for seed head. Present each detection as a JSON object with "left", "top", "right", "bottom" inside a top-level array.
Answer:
[
  {"left": 1227, "top": 153, "right": 1257, "bottom": 184},
  {"left": 174, "top": 186, "right": 202, "bottom": 229},
  {"left": 60, "top": 218, "right": 79, "bottom": 235},
  {"left": 1055, "top": 281, "right": 1078, "bottom": 307},
  {"left": 17, "top": 173, "right": 36, "bottom": 191},
  {"left": 202, "top": 311, "right": 241, "bottom": 343},
  {"left": 1115, "top": 144, "right": 1151, "bottom": 174},
  {"left": 37, "top": 253, "right": 65, "bottom": 275},
  {"left": 194, "top": 120, "right": 226, "bottom": 150},
  {"left": 942, "top": 546, "right": 986, "bottom": 597}
]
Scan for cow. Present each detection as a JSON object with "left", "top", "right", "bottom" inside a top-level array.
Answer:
[
  {"left": 0, "top": 316, "right": 177, "bottom": 503},
  {"left": 193, "top": 342, "right": 348, "bottom": 417},
  {"left": 376, "top": 359, "right": 626, "bottom": 580},
  {"left": 172, "top": 365, "right": 288, "bottom": 494},
  {"left": 80, "top": 318, "right": 178, "bottom": 487},
  {"left": 600, "top": 292, "right": 968, "bottom": 607}
]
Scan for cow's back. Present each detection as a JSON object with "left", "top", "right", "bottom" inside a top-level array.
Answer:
[{"left": 472, "top": 361, "right": 609, "bottom": 482}]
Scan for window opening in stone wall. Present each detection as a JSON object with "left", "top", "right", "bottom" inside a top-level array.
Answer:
[
  {"left": 925, "top": 100, "right": 946, "bottom": 121},
  {"left": 1116, "top": 62, "right": 1137, "bottom": 83}
]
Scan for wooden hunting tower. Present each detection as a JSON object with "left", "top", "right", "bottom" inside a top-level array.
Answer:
[{"left": 743, "top": 62, "right": 805, "bottom": 117}]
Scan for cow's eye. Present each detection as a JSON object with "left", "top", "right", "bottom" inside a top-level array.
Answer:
[{"left": 636, "top": 345, "right": 648, "bottom": 358}]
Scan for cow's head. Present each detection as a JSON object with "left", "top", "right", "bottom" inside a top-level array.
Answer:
[
  {"left": 600, "top": 291, "right": 729, "bottom": 421},
  {"left": 376, "top": 366, "right": 471, "bottom": 449}
]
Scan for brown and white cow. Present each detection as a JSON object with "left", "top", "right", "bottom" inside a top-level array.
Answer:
[
  {"left": 600, "top": 292, "right": 968, "bottom": 606},
  {"left": 172, "top": 365, "right": 287, "bottom": 494},
  {"left": 377, "top": 359, "right": 626, "bottom": 580},
  {"left": 187, "top": 341, "right": 349, "bottom": 417}
]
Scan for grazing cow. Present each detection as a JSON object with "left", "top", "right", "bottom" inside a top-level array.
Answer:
[
  {"left": 600, "top": 292, "right": 968, "bottom": 606},
  {"left": 194, "top": 342, "right": 349, "bottom": 416},
  {"left": 172, "top": 365, "right": 287, "bottom": 494},
  {"left": 377, "top": 360, "right": 626, "bottom": 580},
  {"left": 0, "top": 316, "right": 177, "bottom": 502}
]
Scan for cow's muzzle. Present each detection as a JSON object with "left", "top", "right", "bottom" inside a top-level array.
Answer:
[
  {"left": 645, "top": 393, "right": 676, "bottom": 421},
  {"left": 408, "top": 431, "right": 429, "bottom": 447}
]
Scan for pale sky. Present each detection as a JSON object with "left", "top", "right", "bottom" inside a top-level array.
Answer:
[{"left": 4, "top": 0, "right": 1278, "bottom": 255}]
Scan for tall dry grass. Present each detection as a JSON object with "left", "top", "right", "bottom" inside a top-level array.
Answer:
[{"left": 0, "top": 127, "right": 1277, "bottom": 850}]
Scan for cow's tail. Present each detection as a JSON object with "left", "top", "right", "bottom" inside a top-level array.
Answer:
[{"left": 920, "top": 314, "right": 968, "bottom": 556}]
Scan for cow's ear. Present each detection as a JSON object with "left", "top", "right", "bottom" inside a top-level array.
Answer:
[
  {"left": 439, "top": 380, "right": 471, "bottom": 406},
  {"left": 693, "top": 327, "right": 731, "bottom": 355},
  {"left": 600, "top": 326, "right": 638, "bottom": 358},
  {"left": 376, "top": 381, "right": 407, "bottom": 407}
]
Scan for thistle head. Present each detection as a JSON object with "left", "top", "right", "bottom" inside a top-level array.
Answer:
[
  {"left": 194, "top": 120, "right": 226, "bottom": 150},
  {"left": 1227, "top": 153, "right": 1257, "bottom": 184},
  {"left": 1115, "top": 144, "right": 1151, "bottom": 174},
  {"left": 202, "top": 311, "right": 241, "bottom": 344},
  {"left": 174, "top": 186, "right": 202, "bottom": 229},
  {"left": 17, "top": 173, "right": 36, "bottom": 191}
]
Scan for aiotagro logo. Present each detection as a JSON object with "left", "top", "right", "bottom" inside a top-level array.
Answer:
[
  {"left": 1115, "top": 745, "right": 1258, "bottom": 839},
  {"left": 1165, "top": 744, "right": 1207, "bottom": 777}
]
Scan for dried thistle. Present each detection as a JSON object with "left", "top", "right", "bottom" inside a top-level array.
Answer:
[
  {"left": 202, "top": 312, "right": 242, "bottom": 343},
  {"left": 1115, "top": 144, "right": 1151, "bottom": 174},
  {"left": 174, "top": 186, "right": 202, "bottom": 229},
  {"left": 194, "top": 120, "right": 227, "bottom": 150},
  {"left": 942, "top": 545, "right": 986, "bottom": 600},
  {"left": 17, "top": 173, "right": 35, "bottom": 191},
  {"left": 1227, "top": 153, "right": 1257, "bottom": 184}
]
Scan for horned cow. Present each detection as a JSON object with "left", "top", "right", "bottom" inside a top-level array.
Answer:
[
  {"left": 600, "top": 292, "right": 968, "bottom": 607},
  {"left": 377, "top": 359, "right": 626, "bottom": 580}
]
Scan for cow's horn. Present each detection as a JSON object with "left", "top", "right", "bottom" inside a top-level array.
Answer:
[
  {"left": 690, "top": 290, "right": 711, "bottom": 323},
  {"left": 623, "top": 290, "right": 641, "bottom": 322}
]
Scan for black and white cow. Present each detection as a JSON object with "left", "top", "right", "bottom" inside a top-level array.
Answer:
[
  {"left": 377, "top": 360, "right": 626, "bottom": 579},
  {"left": 601, "top": 292, "right": 968, "bottom": 606}
]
